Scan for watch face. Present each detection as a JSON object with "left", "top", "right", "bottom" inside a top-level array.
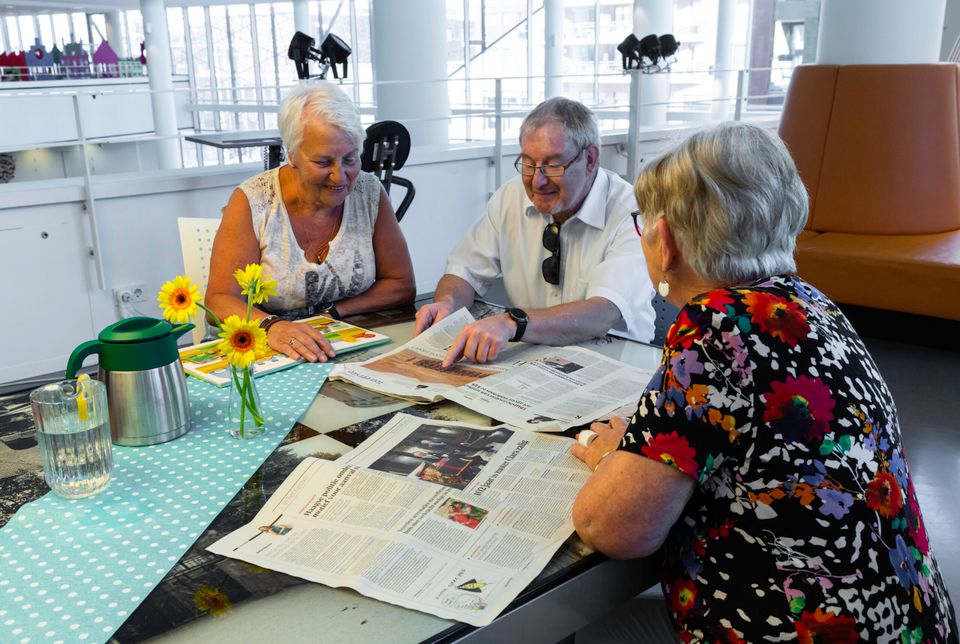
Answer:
[{"left": 508, "top": 308, "right": 528, "bottom": 323}]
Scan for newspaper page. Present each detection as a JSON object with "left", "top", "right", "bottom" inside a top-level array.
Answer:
[
  {"left": 329, "top": 308, "right": 532, "bottom": 403},
  {"left": 444, "top": 345, "right": 655, "bottom": 432},
  {"left": 206, "top": 426, "right": 583, "bottom": 627},
  {"left": 332, "top": 308, "right": 656, "bottom": 431}
]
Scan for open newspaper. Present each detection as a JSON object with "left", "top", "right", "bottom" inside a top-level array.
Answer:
[
  {"left": 329, "top": 307, "right": 655, "bottom": 432},
  {"left": 207, "top": 413, "right": 589, "bottom": 627},
  {"left": 179, "top": 315, "right": 391, "bottom": 387}
]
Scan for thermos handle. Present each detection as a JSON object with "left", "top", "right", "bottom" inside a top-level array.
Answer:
[{"left": 66, "top": 340, "right": 101, "bottom": 379}]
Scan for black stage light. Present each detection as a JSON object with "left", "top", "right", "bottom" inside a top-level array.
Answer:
[
  {"left": 638, "top": 34, "right": 661, "bottom": 67},
  {"left": 319, "top": 33, "right": 352, "bottom": 80},
  {"left": 287, "top": 30, "right": 351, "bottom": 80},
  {"left": 659, "top": 34, "right": 680, "bottom": 59},
  {"left": 288, "top": 31, "right": 321, "bottom": 80},
  {"left": 616, "top": 34, "right": 641, "bottom": 70}
]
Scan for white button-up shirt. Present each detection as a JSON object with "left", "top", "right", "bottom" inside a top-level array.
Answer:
[{"left": 444, "top": 168, "right": 656, "bottom": 342}]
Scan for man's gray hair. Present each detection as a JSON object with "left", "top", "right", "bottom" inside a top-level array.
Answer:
[
  {"left": 278, "top": 82, "right": 365, "bottom": 159},
  {"left": 634, "top": 122, "right": 809, "bottom": 284},
  {"left": 519, "top": 96, "right": 600, "bottom": 151}
]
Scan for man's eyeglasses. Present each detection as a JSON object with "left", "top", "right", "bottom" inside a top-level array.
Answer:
[
  {"left": 515, "top": 148, "right": 585, "bottom": 177},
  {"left": 631, "top": 210, "right": 642, "bottom": 237},
  {"left": 542, "top": 222, "right": 561, "bottom": 285}
]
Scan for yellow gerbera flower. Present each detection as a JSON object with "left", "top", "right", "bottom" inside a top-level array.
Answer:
[
  {"left": 157, "top": 276, "right": 201, "bottom": 324},
  {"left": 218, "top": 315, "right": 267, "bottom": 368},
  {"left": 233, "top": 263, "right": 278, "bottom": 305},
  {"left": 193, "top": 584, "right": 232, "bottom": 617}
]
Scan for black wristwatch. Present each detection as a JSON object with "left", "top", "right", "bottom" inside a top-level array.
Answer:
[
  {"left": 505, "top": 308, "right": 529, "bottom": 342},
  {"left": 319, "top": 302, "right": 341, "bottom": 320}
]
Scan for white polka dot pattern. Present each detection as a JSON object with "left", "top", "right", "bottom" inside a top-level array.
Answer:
[{"left": 0, "top": 362, "right": 333, "bottom": 642}]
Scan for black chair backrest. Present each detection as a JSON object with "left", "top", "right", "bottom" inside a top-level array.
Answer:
[{"left": 361, "top": 120, "right": 415, "bottom": 222}]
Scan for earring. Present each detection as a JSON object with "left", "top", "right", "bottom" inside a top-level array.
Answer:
[{"left": 658, "top": 279, "right": 670, "bottom": 298}]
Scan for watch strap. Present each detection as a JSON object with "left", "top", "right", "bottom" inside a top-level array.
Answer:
[
  {"left": 507, "top": 308, "right": 528, "bottom": 342},
  {"left": 259, "top": 315, "right": 282, "bottom": 335}
]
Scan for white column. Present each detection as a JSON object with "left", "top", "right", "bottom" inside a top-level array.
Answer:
[
  {"left": 633, "top": 0, "right": 673, "bottom": 126},
  {"left": 711, "top": 0, "right": 736, "bottom": 120},
  {"left": 140, "top": 0, "right": 180, "bottom": 169},
  {"left": 293, "top": 0, "right": 311, "bottom": 35},
  {"left": 372, "top": 0, "right": 450, "bottom": 146},
  {"left": 817, "top": 0, "right": 946, "bottom": 64},
  {"left": 105, "top": 11, "right": 126, "bottom": 58},
  {"left": 0, "top": 14, "right": 10, "bottom": 52},
  {"left": 544, "top": 0, "right": 563, "bottom": 98},
  {"left": 291, "top": 0, "right": 313, "bottom": 78}
]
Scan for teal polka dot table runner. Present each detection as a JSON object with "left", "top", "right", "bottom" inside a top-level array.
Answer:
[{"left": 0, "top": 362, "right": 333, "bottom": 643}]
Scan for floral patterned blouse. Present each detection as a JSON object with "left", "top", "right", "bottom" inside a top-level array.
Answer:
[{"left": 623, "top": 274, "right": 957, "bottom": 642}]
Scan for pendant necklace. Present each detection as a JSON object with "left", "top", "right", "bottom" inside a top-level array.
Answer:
[{"left": 315, "top": 204, "right": 344, "bottom": 265}]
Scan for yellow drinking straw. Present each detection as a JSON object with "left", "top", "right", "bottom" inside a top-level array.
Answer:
[{"left": 76, "top": 373, "right": 90, "bottom": 421}]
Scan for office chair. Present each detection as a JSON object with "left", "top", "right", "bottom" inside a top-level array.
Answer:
[
  {"left": 361, "top": 120, "right": 415, "bottom": 222},
  {"left": 177, "top": 217, "right": 221, "bottom": 345}
]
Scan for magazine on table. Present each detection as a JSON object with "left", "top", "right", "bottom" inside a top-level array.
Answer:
[
  {"left": 179, "top": 314, "right": 391, "bottom": 387},
  {"left": 329, "top": 308, "right": 655, "bottom": 432},
  {"left": 207, "top": 413, "right": 589, "bottom": 627}
]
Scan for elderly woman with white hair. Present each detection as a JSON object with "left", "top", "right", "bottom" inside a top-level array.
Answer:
[
  {"left": 206, "top": 82, "right": 415, "bottom": 362},
  {"left": 571, "top": 122, "right": 956, "bottom": 641}
]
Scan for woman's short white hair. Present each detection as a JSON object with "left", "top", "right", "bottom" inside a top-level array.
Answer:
[
  {"left": 634, "top": 122, "right": 809, "bottom": 284},
  {"left": 278, "top": 82, "right": 366, "bottom": 159}
]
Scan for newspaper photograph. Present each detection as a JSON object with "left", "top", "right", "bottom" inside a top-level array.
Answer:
[
  {"left": 329, "top": 308, "right": 505, "bottom": 402},
  {"left": 206, "top": 416, "right": 585, "bottom": 628},
  {"left": 331, "top": 308, "right": 656, "bottom": 431}
]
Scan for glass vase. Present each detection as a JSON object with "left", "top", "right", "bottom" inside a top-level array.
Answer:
[{"left": 228, "top": 364, "right": 265, "bottom": 439}]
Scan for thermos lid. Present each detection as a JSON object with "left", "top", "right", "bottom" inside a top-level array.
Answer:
[
  {"left": 99, "top": 317, "right": 175, "bottom": 343},
  {"left": 65, "top": 317, "right": 194, "bottom": 377}
]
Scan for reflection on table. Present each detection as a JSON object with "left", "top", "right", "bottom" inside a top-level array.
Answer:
[{"left": 24, "top": 302, "right": 661, "bottom": 643}]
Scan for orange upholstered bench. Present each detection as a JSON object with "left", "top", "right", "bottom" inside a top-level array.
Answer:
[{"left": 779, "top": 63, "right": 960, "bottom": 321}]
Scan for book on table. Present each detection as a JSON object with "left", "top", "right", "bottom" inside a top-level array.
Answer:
[{"left": 179, "top": 315, "right": 391, "bottom": 387}]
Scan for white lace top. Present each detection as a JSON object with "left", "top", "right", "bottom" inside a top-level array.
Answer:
[{"left": 239, "top": 167, "right": 380, "bottom": 319}]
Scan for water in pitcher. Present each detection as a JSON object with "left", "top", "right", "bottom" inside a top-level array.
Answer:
[{"left": 36, "top": 421, "right": 113, "bottom": 498}]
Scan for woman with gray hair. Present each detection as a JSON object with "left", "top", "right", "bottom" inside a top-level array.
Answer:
[
  {"left": 571, "top": 122, "right": 956, "bottom": 641},
  {"left": 207, "top": 82, "right": 415, "bottom": 362}
]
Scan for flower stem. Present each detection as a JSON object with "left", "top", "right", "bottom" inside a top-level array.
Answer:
[{"left": 197, "top": 302, "right": 223, "bottom": 330}]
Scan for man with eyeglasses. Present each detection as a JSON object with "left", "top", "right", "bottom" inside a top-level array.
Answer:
[{"left": 415, "top": 97, "right": 656, "bottom": 366}]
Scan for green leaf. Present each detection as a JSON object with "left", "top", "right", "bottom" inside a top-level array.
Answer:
[
  {"left": 819, "top": 440, "right": 835, "bottom": 456},
  {"left": 837, "top": 434, "right": 852, "bottom": 452}
]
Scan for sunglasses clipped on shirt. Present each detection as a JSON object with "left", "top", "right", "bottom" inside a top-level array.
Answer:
[{"left": 541, "top": 222, "right": 562, "bottom": 285}]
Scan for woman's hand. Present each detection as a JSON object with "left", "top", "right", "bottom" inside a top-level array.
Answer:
[
  {"left": 265, "top": 320, "right": 336, "bottom": 362},
  {"left": 571, "top": 416, "right": 629, "bottom": 471}
]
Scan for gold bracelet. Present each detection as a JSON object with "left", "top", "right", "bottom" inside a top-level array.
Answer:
[{"left": 594, "top": 448, "right": 617, "bottom": 471}]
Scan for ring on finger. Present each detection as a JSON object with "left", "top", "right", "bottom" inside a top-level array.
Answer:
[
  {"left": 289, "top": 338, "right": 297, "bottom": 346},
  {"left": 577, "top": 430, "right": 598, "bottom": 447}
]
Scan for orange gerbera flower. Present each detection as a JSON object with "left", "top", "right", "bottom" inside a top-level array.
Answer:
[
  {"left": 218, "top": 315, "right": 268, "bottom": 368},
  {"left": 157, "top": 276, "right": 201, "bottom": 324}
]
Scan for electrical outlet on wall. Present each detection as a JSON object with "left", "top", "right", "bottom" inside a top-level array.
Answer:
[{"left": 114, "top": 283, "right": 147, "bottom": 317}]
